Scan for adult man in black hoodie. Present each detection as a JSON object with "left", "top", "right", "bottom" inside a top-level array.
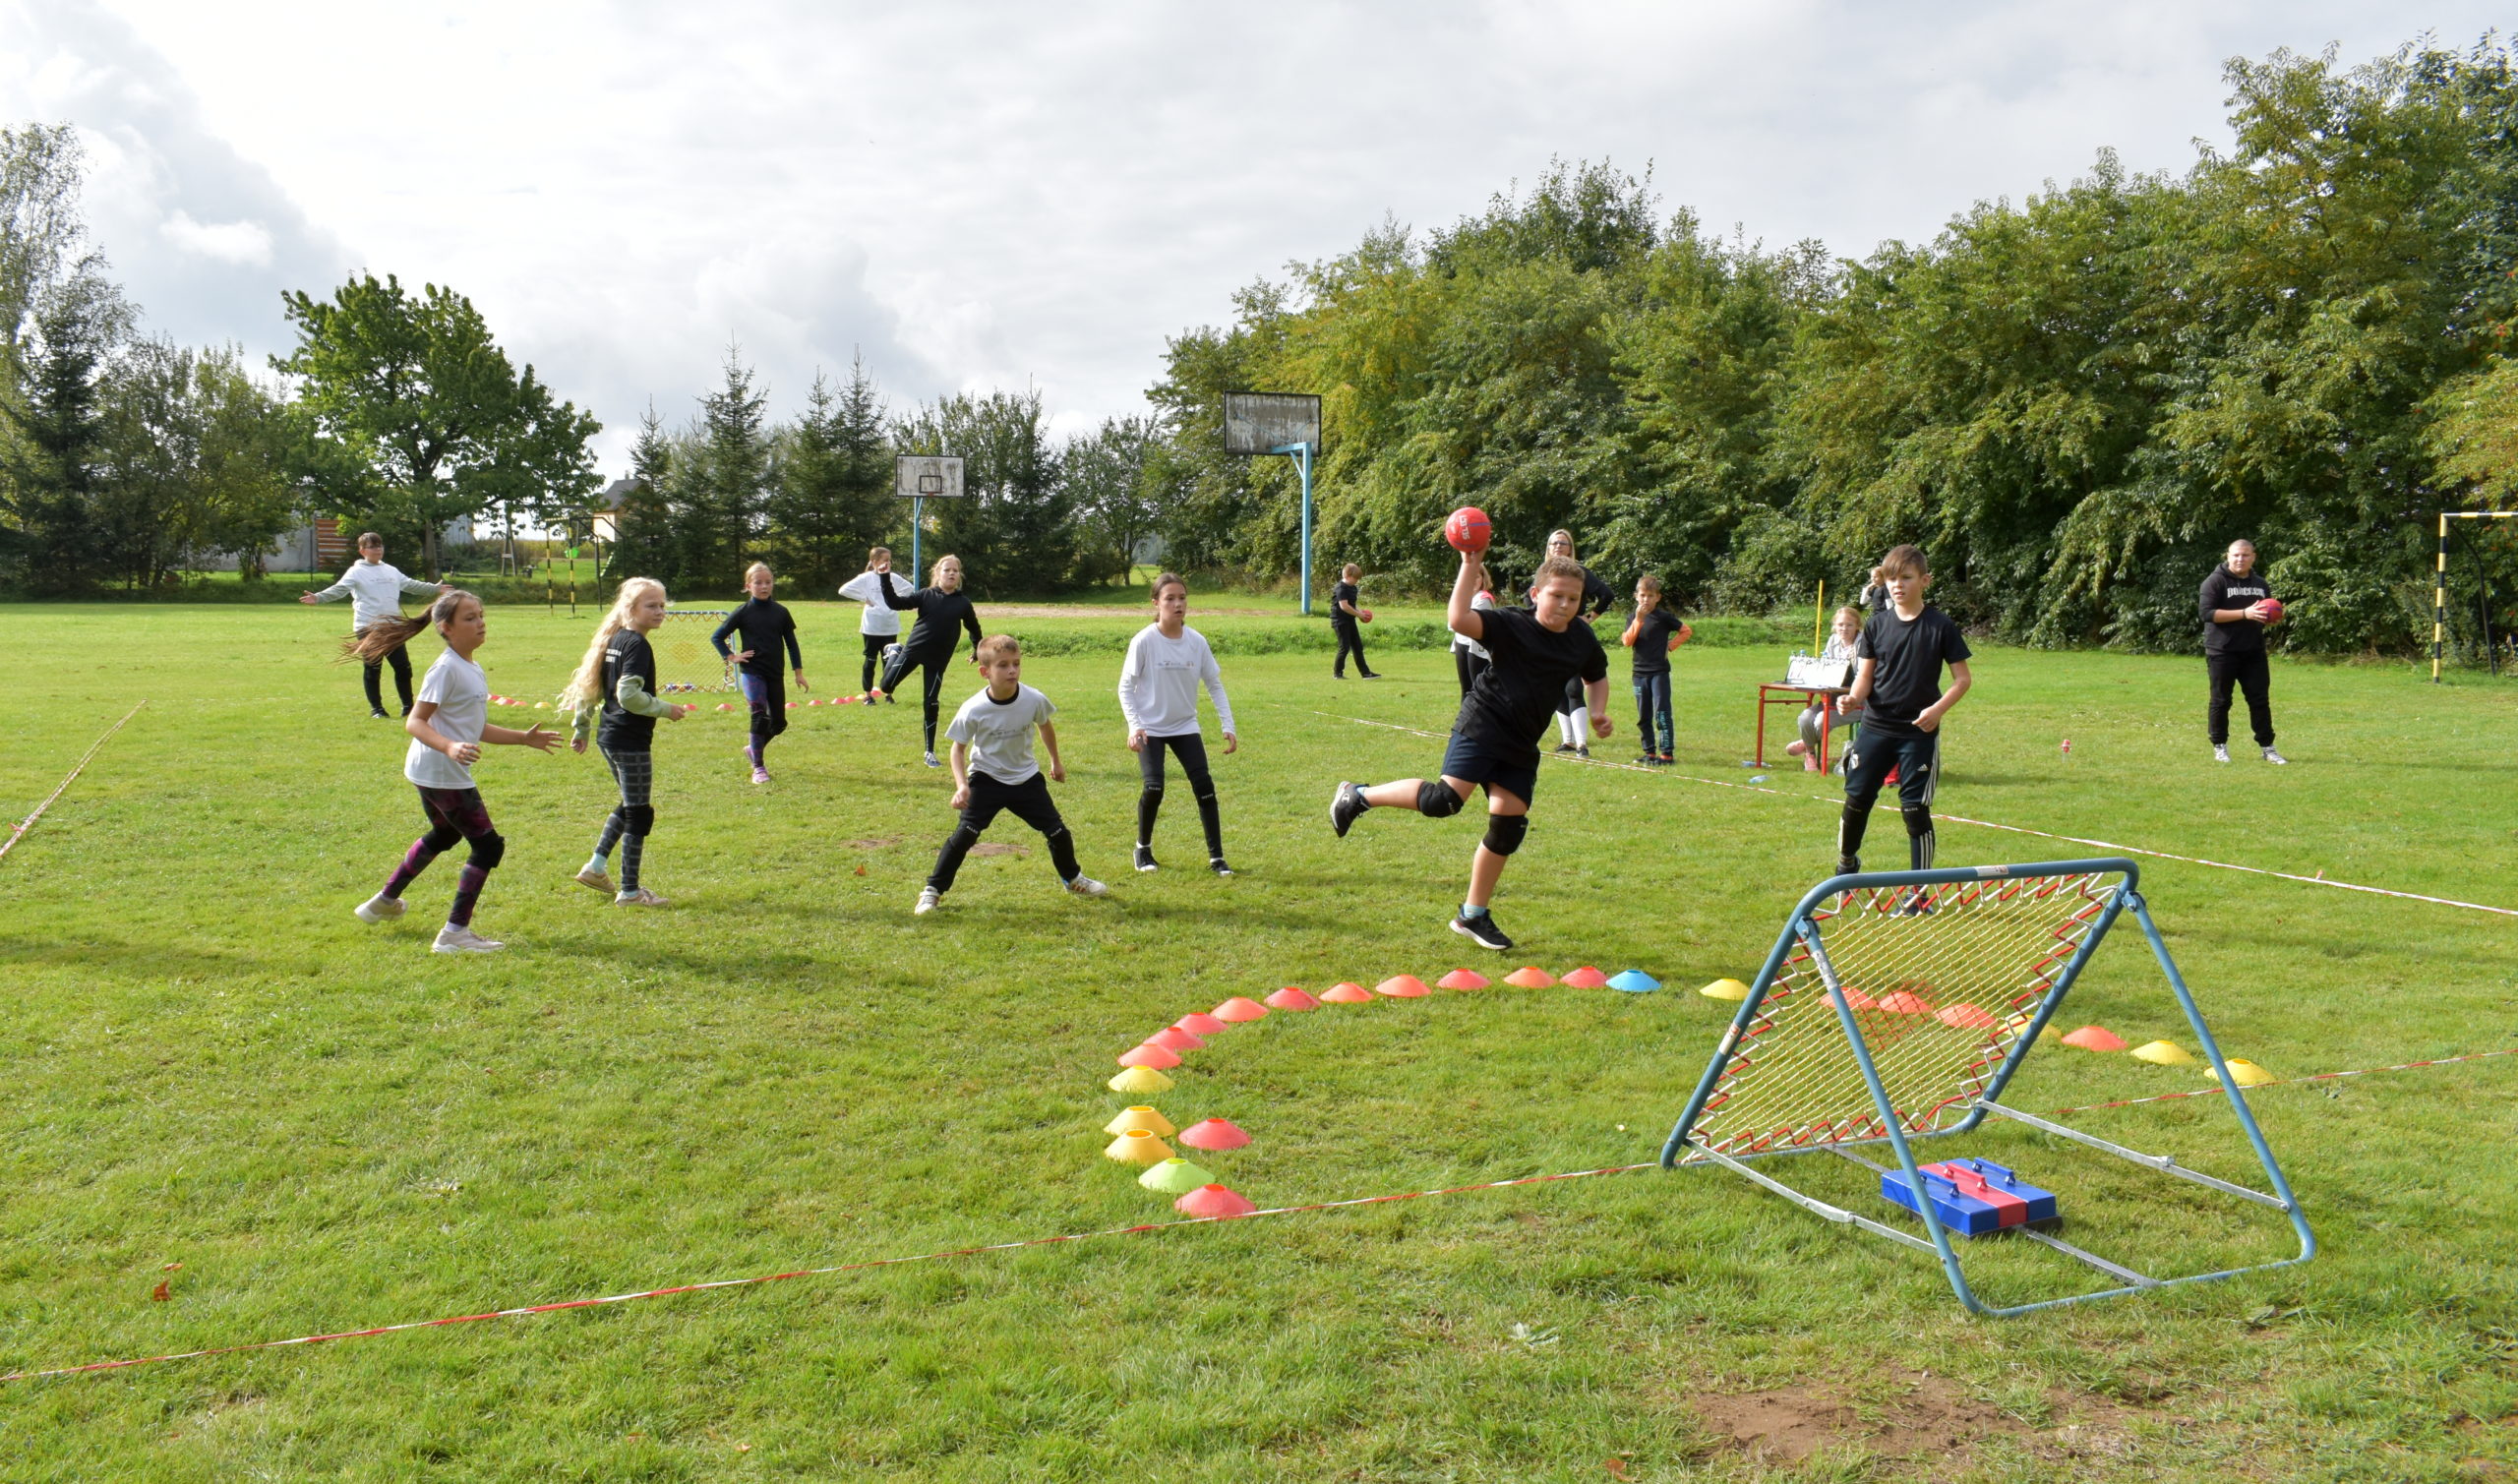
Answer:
[{"left": 2199, "top": 539, "right": 2288, "bottom": 765}]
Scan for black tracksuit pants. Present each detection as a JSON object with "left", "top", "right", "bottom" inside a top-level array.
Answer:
[
  {"left": 2206, "top": 651, "right": 2275, "bottom": 747},
  {"left": 929, "top": 771, "right": 1081, "bottom": 891}
]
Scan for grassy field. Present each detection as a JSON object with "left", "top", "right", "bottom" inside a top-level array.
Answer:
[{"left": 0, "top": 598, "right": 2513, "bottom": 1481}]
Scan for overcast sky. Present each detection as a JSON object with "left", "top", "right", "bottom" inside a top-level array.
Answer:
[{"left": 1, "top": 2, "right": 2504, "bottom": 474}]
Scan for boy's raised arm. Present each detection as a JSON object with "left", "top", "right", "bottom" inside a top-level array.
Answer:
[{"left": 1447, "top": 554, "right": 1485, "bottom": 643}]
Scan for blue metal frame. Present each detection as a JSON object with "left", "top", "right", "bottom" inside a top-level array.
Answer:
[
  {"left": 1660, "top": 857, "right": 2316, "bottom": 1316},
  {"left": 1273, "top": 440, "right": 1315, "bottom": 617}
]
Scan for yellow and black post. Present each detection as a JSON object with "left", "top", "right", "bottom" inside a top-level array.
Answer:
[{"left": 2435, "top": 512, "right": 2451, "bottom": 683}]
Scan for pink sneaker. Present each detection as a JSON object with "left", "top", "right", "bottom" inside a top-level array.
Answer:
[{"left": 750, "top": 766, "right": 771, "bottom": 785}]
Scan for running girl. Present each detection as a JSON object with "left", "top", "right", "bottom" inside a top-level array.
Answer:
[
  {"left": 711, "top": 562, "right": 809, "bottom": 784},
  {"left": 348, "top": 590, "right": 560, "bottom": 953},
  {"left": 1620, "top": 573, "right": 1690, "bottom": 766},
  {"left": 1117, "top": 571, "right": 1238, "bottom": 875},
  {"left": 876, "top": 554, "right": 984, "bottom": 766},
  {"left": 562, "top": 577, "right": 692, "bottom": 907},
  {"left": 836, "top": 547, "right": 903, "bottom": 701}
]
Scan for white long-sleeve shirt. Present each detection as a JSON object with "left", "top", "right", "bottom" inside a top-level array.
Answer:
[
  {"left": 1450, "top": 590, "right": 1498, "bottom": 660},
  {"left": 835, "top": 570, "right": 903, "bottom": 636},
  {"left": 312, "top": 560, "right": 440, "bottom": 629},
  {"left": 1117, "top": 624, "right": 1234, "bottom": 739}
]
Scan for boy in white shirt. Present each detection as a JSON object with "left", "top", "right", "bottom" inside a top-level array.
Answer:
[
  {"left": 300, "top": 531, "right": 448, "bottom": 718},
  {"left": 1117, "top": 572, "right": 1237, "bottom": 875},
  {"left": 915, "top": 635, "right": 1109, "bottom": 914}
]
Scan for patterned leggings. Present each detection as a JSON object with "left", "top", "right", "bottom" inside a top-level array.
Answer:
[
  {"left": 594, "top": 746, "right": 654, "bottom": 891},
  {"left": 384, "top": 786, "right": 500, "bottom": 926}
]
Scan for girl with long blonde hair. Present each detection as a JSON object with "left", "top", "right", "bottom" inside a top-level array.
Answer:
[
  {"left": 563, "top": 577, "right": 690, "bottom": 906},
  {"left": 345, "top": 590, "right": 561, "bottom": 952}
]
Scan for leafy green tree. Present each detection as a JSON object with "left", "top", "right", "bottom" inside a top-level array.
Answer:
[
  {"left": 274, "top": 272, "right": 600, "bottom": 579},
  {"left": 92, "top": 340, "right": 297, "bottom": 588},
  {"left": 1063, "top": 413, "right": 1170, "bottom": 584},
  {"left": 2, "top": 267, "right": 131, "bottom": 590},
  {"left": 895, "top": 387, "right": 1072, "bottom": 595}
]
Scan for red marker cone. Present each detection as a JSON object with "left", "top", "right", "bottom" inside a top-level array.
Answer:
[
  {"left": 1936, "top": 1002, "right": 1999, "bottom": 1030},
  {"left": 1149, "top": 1026, "right": 1205, "bottom": 1052},
  {"left": 1436, "top": 969, "right": 1490, "bottom": 990},
  {"left": 2062, "top": 1025, "right": 2128, "bottom": 1052},
  {"left": 1876, "top": 989, "right": 1935, "bottom": 1015},
  {"left": 1504, "top": 967, "right": 1556, "bottom": 988},
  {"left": 1118, "top": 1043, "right": 1181, "bottom": 1070},
  {"left": 1264, "top": 986, "right": 1321, "bottom": 1011},
  {"left": 1319, "top": 982, "right": 1373, "bottom": 1004},
  {"left": 1176, "top": 1118, "right": 1251, "bottom": 1151},
  {"left": 1374, "top": 975, "right": 1430, "bottom": 998},
  {"left": 1213, "top": 997, "right": 1269, "bottom": 1023},
  {"left": 1560, "top": 966, "right": 1610, "bottom": 988},
  {"left": 1175, "top": 1012, "right": 1228, "bottom": 1036},
  {"left": 1174, "top": 1184, "right": 1257, "bottom": 1217}
]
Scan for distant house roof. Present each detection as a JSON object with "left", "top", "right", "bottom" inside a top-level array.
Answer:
[{"left": 595, "top": 477, "right": 639, "bottom": 511}]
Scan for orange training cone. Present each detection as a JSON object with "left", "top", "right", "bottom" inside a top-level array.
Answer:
[
  {"left": 1876, "top": 989, "right": 1935, "bottom": 1015},
  {"left": 1104, "top": 1105, "right": 1175, "bottom": 1137},
  {"left": 1149, "top": 1026, "right": 1206, "bottom": 1052},
  {"left": 1375, "top": 975, "right": 1430, "bottom": 998},
  {"left": 1504, "top": 966, "right": 1556, "bottom": 987},
  {"left": 1104, "top": 1129, "right": 1173, "bottom": 1165},
  {"left": 1319, "top": 982, "right": 1373, "bottom": 1004},
  {"left": 2062, "top": 1025, "right": 2128, "bottom": 1052},
  {"left": 1108, "top": 1066, "right": 1173, "bottom": 1095},
  {"left": 1560, "top": 966, "right": 1609, "bottom": 988},
  {"left": 1264, "top": 986, "right": 1321, "bottom": 1011},
  {"left": 1937, "top": 1002, "right": 1999, "bottom": 1030},
  {"left": 1436, "top": 969, "right": 1489, "bottom": 990},
  {"left": 1835, "top": 985, "right": 1877, "bottom": 1011},
  {"left": 1213, "top": 997, "right": 1269, "bottom": 1023},
  {"left": 1175, "top": 1184, "right": 1257, "bottom": 1217},
  {"left": 1175, "top": 1012, "right": 1228, "bottom": 1036},
  {"left": 1118, "top": 1043, "right": 1181, "bottom": 1070},
  {"left": 1176, "top": 1118, "right": 1251, "bottom": 1151}
]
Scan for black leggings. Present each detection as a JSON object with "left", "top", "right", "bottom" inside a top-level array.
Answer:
[
  {"left": 929, "top": 770, "right": 1080, "bottom": 891},
  {"left": 1333, "top": 622, "right": 1371, "bottom": 677},
  {"left": 363, "top": 639, "right": 413, "bottom": 713},
  {"left": 880, "top": 645, "right": 952, "bottom": 752},
  {"left": 1454, "top": 648, "right": 1488, "bottom": 697},
  {"left": 1137, "top": 733, "right": 1223, "bottom": 858},
  {"left": 860, "top": 633, "right": 892, "bottom": 694},
  {"left": 739, "top": 669, "right": 788, "bottom": 761}
]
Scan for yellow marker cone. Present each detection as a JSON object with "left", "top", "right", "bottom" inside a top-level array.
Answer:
[
  {"left": 2205, "top": 1058, "right": 2277, "bottom": 1087},
  {"left": 2130, "top": 1039, "right": 2197, "bottom": 1067},
  {"left": 1104, "top": 1129, "right": 1174, "bottom": 1165},
  {"left": 1699, "top": 978, "right": 1750, "bottom": 1002},
  {"left": 1104, "top": 1105, "right": 1175, "bottom": 1138},
  {"left": 1107, "top": 1066, "right": 1173, "bottom": 1095}
]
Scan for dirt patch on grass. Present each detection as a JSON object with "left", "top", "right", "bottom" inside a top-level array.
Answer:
[
  {"left": 968, "top": 842, "right": 1028, "bottom": 858},
  {"left": 1691, "top": 1370, "right": 2139, "bottom": 1471},
  {"left": 843, "top": 836, "right": 903, "bottom": 850}
]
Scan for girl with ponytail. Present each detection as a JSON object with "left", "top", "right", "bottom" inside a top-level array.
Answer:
[
  {"left": 562, "top": 577, "right": 690, "bottom": 906},
  {"left": 345, "top": 590, "right": 561, "bottom": 953}
]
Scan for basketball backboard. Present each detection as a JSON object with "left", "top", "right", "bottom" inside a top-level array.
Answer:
[
  {"left": 1223, "top": 391, "right": 1321, "bottom": 454},
  {"left": 894, "top": 455, "right": 968, "bottom": 500}
]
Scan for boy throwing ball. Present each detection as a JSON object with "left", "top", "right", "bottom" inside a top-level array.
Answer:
[
  {"left": 1834, "top": 544, "right": 1972, "bottom": 880},
  {"left": 1329, "top": 521, "right": 1608, "bottom": 951},
  {"left": 915, "top": 635, "right": 1109, "bottom": 915}
]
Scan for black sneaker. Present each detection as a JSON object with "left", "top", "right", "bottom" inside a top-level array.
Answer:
[
  {"left": 1134, "top": 846, "right": 1160, "bottom": 873},
  {"left": 1575, "top": 745, "right": 1589, "bottom": 759},
  {"left": 1836, "top": 855, "right": 1861, "bottom": 876},
  {"left": 1553, "top": 742, "right": 1578, "bottom": 754},
  {"left": 1451, "top": 913, "right": 1513, "bottom": 951},
  {"left": 1656, "top": 753, "right": 1674, "bottom": 766},
  {"left": 1895, "top": 888, "right": 1937, "bottom": 918},
  {"left": 1635, "top": 754, "right": 1656, "bottom": 766},
  {"left": 370, "top": 708, "right": 390, "bottom": 720},
  {"left": 1209, "top": 857, "right": 1234, "bottom": 877},
  {"left": 1330, "top": 781, "right": 1367, "bottom": 838},
  {"left": 1360, "top": 672, "right": 1383, "bottom": 681}
]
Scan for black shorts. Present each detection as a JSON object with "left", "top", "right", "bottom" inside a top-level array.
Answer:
[{"left": 1440, "top": 729, "right": 1539, "bottom": 806}]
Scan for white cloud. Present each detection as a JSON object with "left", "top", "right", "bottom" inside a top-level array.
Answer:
[{"left": 157, "top": 208, "right": 271, "bottom": 267}]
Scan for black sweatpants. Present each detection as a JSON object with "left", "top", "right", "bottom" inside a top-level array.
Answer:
[
  {"left": 362, "top": 638, "right": 414, "bottom": 714},
  {"left": 2206, "top": 651, "right": 2275, "bottom": 746},
  {"left": 880, "top": 644, "right": 951, "bottom": 751},
  {"left": 929, "top": 770, "right": 1081, "bottom": 891},
  {"left": 860, "top": 633, "right": 892, "bottom": 694},
  {"left": 1137, "top": 733, "right": 1223, "bottom": 858},
  {"left": 1333, "top": 621, "right": 1373, "bottom": 678},
  {"left": 1838, "top": 728, "right": 1942, "bottom": 871},
  {"left": 1454, "top": 648, "right": 1488, "bottom": 697}
]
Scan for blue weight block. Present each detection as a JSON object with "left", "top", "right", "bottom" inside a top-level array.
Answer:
[{"left": 1881, "top": 1158, "right": 2059, "bottom": 1237}]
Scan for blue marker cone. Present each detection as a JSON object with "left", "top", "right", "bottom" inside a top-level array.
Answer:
[{"left": 1608, "top": 969, "right": 1660, "bottom": 993}]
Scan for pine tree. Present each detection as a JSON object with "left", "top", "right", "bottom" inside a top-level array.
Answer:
[
  {"left": 682, "top": 346, "right": 769, "bottom": 593},
  {"left": 766, "top": 354, "right": 894, "bottom": 591},
  {"left": 605, "top": 400, "right": 680, "bottom": 584}
]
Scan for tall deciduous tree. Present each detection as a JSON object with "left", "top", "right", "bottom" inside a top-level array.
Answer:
[
  {"left": 895, "top": 387, "right": 1072, "bottom": 595},
  {"left": 274, "top": 272, "right": 599, "bottom": 579}
]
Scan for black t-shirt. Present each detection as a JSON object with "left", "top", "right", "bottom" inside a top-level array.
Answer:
[
  {"left": 1331, "top": 581, "right": 1359, "bottom": 626},
  {"left": 711, "top": 598, "right": 802, "bottom": 677},
  {"left": 1854, "top": 605, "right": 1971, "bottom": 736},
  {"left": 598, "top": 628, "right": 659, "bottom": 751},
  {"left": 880, "top": 572, "right": 983, "bottom": 657},
  {"left": 1627, "top": 607, "right": 1684, "bottom": 677},
  {"left": 2198, "top": 565, "right": 2274, "bottom": 656},
  {"left": 1455, "top": 607, "right": 1609, "bottom": 766}
]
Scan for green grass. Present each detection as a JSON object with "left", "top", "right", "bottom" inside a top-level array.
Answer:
[{"left": 1, "top": 601, "right": 2513, "bottom": 1481}]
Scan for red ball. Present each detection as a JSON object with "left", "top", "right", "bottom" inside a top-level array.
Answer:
[
  {"left": 1358, "top": 609, "right": 1373, "bottom": 623},
  {"left": 2258, "top": 597, "right": 2284, "bottom": 623},
  {"left": 1444, "top": 506, "right": 1493, "bottom": 553}
]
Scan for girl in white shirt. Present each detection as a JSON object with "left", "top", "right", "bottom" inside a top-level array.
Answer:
[
  {"left": 1116, "top": 572, "right": 1238, "bottom": 876},
  {"left": 344, "top": 590, "right": 561, "bottom": 953},
  {"left": 834, "top": 546, "right": 905, "bottom": 700}
]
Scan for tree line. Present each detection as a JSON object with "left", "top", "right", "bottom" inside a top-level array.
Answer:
[{"left": 1145, "top": 40, "right": 2518, "bottom": 654}]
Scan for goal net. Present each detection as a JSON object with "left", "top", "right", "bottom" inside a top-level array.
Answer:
[
  {"left": 1661, "top": 858, "right": 2313, "bottom": 1316},
  {"left": 654, "top": 610, "right": 736, "bottom": 694}
]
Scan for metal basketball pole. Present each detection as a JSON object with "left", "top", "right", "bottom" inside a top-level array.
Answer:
[{"left": 1275, "top": 440, "right": 1314, "bottom": 616}]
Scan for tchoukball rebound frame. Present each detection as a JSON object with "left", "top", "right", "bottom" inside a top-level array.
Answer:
[{"left": 1661, "top": 857, "right": 2315, "bottom": 1317}]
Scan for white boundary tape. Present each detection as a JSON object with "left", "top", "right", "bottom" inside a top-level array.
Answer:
[{"left": 0, "top": 701, "right": 146, "bottom": 865}]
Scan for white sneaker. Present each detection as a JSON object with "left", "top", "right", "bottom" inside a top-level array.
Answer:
[
  {"left": 923, "top": 751, "right": 942, "bottom": 768},
  {"left": 615, "top": 887, "right": 671, "bottom": 908},
  {"left": 431, "top": 923, "right": 504, "bottom": 953},
  {"left": 914, "top": 887, "right": 941, "bottom": 916},
  {"left": 2212, "top": 744, "right": 2231, "bottom": 763},
  {"left": 2261, "top": 747, "right": 2288, "bottom": 765},
  {"left": 354, "top": 892, "right": 405, "bottom": 923},
  {"left": 1065, "top": 875, "right": 1109, "bottom": 898},
  {"left": 573, "top": 864, "right": 615, "bottom": 894}
]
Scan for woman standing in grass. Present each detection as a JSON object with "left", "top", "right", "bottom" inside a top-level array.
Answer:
[
  {"left": 349, "top": 589, "right": 561, "bottom": 953},
  {"left": 875, "top": 554, "right": 984, "bottom": 767},
  {"left": 563, "top": 577, "right": 692, "bottom": 907},
  {"left": 1118, "top": 571, "right": 1238, "bottom": 876}
]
